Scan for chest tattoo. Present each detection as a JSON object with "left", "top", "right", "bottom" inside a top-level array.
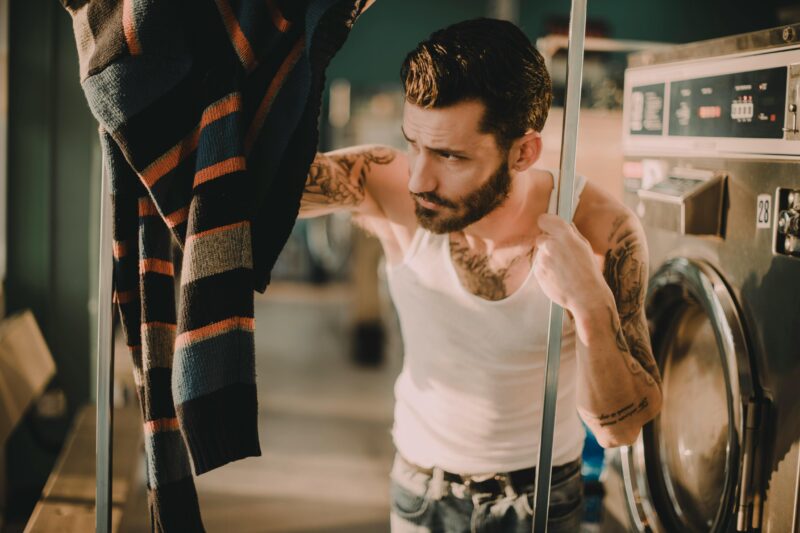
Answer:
[{"left": 449, "top": 240, "right": 535, "bottom": 301}]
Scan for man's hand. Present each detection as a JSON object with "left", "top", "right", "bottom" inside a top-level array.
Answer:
[{"left": 533, "top": 213, "right": 614, "bottom": 337}]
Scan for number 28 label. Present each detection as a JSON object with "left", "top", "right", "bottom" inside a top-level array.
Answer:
[{"left": 756, "top": 194, "right": 772, "bottom": 229}]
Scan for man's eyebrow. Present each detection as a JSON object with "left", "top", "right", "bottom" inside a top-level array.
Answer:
[{"left": 400, "top": 126, "right": 469, "bottom": 156}]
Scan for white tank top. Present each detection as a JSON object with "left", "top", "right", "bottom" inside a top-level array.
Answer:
[{"left": 386, "top": 170, "right": 587, "bottom": 474}]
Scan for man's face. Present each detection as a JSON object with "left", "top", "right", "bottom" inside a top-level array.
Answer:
[{"left": 402, "top": 100, "right": 512, "bottom": 234}]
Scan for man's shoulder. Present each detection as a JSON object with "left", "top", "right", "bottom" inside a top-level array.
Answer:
[
  {"left": 316, "top": 144, "right": 414, "bottom": 226},
  {"left": 342, "top": 146, "right": 420, "bottom": 260},
  {"left": 573, "top": 180, "right": 645, "bottom": 257},
  {"left": 354, "top": 146, "right": 417, "bottom": 230}
]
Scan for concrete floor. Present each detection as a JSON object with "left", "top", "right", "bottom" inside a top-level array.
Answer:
[{"left": 122, "top": 282, "right": 400, "bottom": 533}]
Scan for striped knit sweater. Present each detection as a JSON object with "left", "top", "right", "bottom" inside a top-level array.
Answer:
[{"left": 60, "top": 1, "right": 368, "bottom": 530}]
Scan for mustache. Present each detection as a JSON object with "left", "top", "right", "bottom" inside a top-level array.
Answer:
[{"left": 411, "top": 191, "right": 457, "bottom": 209}]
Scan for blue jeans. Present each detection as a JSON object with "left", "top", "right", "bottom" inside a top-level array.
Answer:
[{"left": 389, "top": 454, "right": 583, "bottom": 533}]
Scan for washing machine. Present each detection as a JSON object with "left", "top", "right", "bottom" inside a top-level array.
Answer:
[{"left": 606, "top": 24, "right": 800, "bottom": 533}]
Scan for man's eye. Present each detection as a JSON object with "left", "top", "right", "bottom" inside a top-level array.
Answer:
[{"left": 440, "top": 152, "right": 461, "bottom": 161}]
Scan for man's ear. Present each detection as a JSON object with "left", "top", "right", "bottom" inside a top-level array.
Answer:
[{"left": 509, "top": 130, "right": 542, "bottom": 172}]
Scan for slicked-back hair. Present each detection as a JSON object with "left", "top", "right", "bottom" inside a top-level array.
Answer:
[{"left": 401, "top": 18, "right": 552, "bottom": 150}]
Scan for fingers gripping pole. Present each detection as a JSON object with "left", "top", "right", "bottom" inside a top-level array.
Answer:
[{"left": 532, "top": 0, "right": 587, "bottom": 531}]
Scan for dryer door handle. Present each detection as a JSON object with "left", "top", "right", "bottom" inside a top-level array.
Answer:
[{"left": 736, "top": 399, "right": 768, "bottom": 532}]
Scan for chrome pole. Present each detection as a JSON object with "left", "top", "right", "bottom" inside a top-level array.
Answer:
[
  {"left": 95, "top": 154, "right": 114, "bottom": 533},
  {"left": 532, "top": 0, "right": 587, "bottom": 531}
]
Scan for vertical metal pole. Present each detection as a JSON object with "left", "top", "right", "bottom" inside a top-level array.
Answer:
[
  {"left": 532, "top": 0, "right": 587, "bottom": 531},
  {"left": 0, "top": 0, "right": 9, "bottom": 287},
  {"left": 96, "top": 154, "right": 114, "bottom": 533}
]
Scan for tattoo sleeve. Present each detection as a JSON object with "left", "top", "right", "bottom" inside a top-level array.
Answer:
[
  {"left": 591, "top": 397, "right": 650, "bottom": 427},
  {"left": 302, "top": 146, "right": 395, "bottom": 210},
  {"left": 604, "top": 215, "right": 662, "bottom": 385}
]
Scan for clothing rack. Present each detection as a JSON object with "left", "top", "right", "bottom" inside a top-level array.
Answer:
[
  {"left": 532, "top": 0, "right": 587, "bottom": 530},
  {"left": 96, "top": 159, "right": 114, "bottom": 533}
]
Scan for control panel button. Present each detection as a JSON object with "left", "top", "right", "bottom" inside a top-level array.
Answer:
[{"left": 774, "top": 188, "right": 800, "bottom": 258}]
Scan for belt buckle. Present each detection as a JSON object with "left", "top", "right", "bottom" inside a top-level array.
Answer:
[
  {"left": 464, "top": 472, "right": 517, "bottom": 506},
  {"left": 494, "top": 472, "right": 517, "bottom": 498},
  {"left": 463, "top": 477, "right": 491, "bottom": 507}
]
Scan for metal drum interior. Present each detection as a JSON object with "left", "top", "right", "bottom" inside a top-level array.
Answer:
[
  {"left": 623, "top": 258, "right": 750, "bottom": 532},
  {"left": 655, "top": 304, "right": 732, "bottom": 530}
]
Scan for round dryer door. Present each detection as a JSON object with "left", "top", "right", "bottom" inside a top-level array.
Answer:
[{"left": 621, "top": 257, "right": 759, "bottom": 533}]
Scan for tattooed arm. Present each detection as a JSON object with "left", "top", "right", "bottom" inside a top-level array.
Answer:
[
  {"left": 534, "top": 194, "right": 662, "bottom": 448},
  {"left": 299, "top": 145, "right": 401, "bottom": 220},
  {"left": 602, "top": 215, "right": 661, "bottom": 386},
  {"left": 572, "top": 210, "right": 662, "bottom": 447}
]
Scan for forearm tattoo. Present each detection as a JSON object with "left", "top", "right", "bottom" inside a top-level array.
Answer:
[
  {"left": 604, "top": 215, "right": 662, "bottom": 385},
  {"left": 304, "top": 147, "right": 395, "bottom": 207},
  {"left": 593, "top": 396, "right": 650, "bottom": 427}
]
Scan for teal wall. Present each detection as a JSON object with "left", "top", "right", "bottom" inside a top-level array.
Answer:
[
  {"left": 327, "top": 1, "right": 487, "bottom": 84},
  {"left": 5, "top": 0, "right": 98, "bottom": 519},
  {"left": 328, "top": 0, "right": 781, "bottom": 85},
  {"left": 7, "top": 0, "right": 96, "bottom": 416},
  {"left": 517, "top": 0, "right": 775, "bottom": 44}
]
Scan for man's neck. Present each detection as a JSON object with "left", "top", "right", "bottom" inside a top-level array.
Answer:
[{"left": 454, "top": 167, "right": 552, "bottom": 253}]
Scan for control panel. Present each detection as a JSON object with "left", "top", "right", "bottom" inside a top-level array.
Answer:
[
  {"left": 667, "top": 67, "right": 786, "bottom": 139},
  {"left": 623, "top": 47, "right": 800, "bottom": 157},
  {"left": 629, "top": 84, "right": 665, "bottom": 136}
]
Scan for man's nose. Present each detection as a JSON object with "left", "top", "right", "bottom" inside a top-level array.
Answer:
[{"left": 407, "top": 152, "right": 437, "bottom": 195}]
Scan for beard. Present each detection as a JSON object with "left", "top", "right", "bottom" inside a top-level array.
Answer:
[{"left": 412, "top": 161, "right": 512, "bottom": 234}]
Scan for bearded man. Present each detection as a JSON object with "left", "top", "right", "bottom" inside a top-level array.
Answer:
[{"left": 297, "top": 17, "right": 662, "bottom": 533}]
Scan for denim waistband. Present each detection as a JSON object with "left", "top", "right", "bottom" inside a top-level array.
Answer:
[{"left": 396, "top": 454, "right": 582, "bottom": 498}]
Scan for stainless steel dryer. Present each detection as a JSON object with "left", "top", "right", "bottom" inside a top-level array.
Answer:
[{"left": 611, "top": 24, "right": 800, "bottom": 533}]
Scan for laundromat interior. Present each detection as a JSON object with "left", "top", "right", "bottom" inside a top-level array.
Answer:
[{"left": 1, "top": 0, "right": 800, "bottom": 532}]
